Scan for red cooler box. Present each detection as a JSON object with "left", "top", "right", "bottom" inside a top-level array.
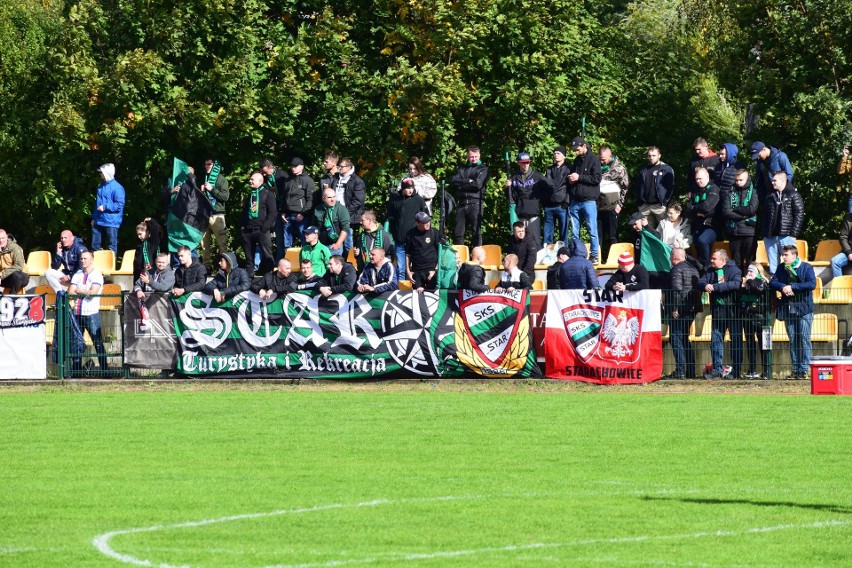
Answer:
[{"left": 810, "top": 357, "right": 852, "bottom": 395}]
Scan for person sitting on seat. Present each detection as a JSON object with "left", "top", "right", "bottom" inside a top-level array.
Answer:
[
  {"left": 495, "top": 254, "right": 532, "bottom": 292},
  {"left": 250, "top": 258, "right": 298, "bottom": 301},
  {"left": 0, "top": 229, "right": 29, "bottom": 293},
  {"left": 172, "top": 245, "right": 208, "bottom": 297},
  {"left": 357, "top": 248, "right": 397, "bottom": 295},
  {"left": 202, "top": 251, "right": 250, "bottom": 303},
  {"left": 45, "top": 230, "right": 87, "bottom": 293},
  {"left": 457, "top": 246, "right": 490, "bottom": 293},
  {"left": 318, "top": 255, "right": 357, "bottom": 298},
  {"left": 605, "top": 251, "right": 649, "bottom": 292}
]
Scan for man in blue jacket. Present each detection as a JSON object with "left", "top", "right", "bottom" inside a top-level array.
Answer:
[
  {"left": 698, "top": 249, "right": 742, "bottom": 379},
  {"left": 45, "top": 230, "right": 88, "bottom": 293},
  {"left": 92, "top": 163, "right": 125, "bottom": 255},
  {"left": 770, "top": 244, "right": 816, "bottom": 379},
  {"left": 558, "top": 238, "right": 599, "bottom": 290}
]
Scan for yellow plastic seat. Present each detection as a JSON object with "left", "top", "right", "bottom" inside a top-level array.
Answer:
[
  {"left": 532, "top": 279, "right": 546, "bottom": 290},
  {"left": 33, "top": 284, "right": 57, "bottom": 307},
  {"left": 811, "top": 240, "right": 841, "bottom": 267},
  {"left": 26, "top": 251, "right": 51, "bottom": 276},
  {"left": 285, "top": 247, "right": 302, "bottom": 273},
  {"left": 755, "top": 241, "right": 769, "bottom": 266},
  {"left": 398, "top": 279, "right": 413, "bottom": 291},
  {"left": 823, "top": 275, "right": 852, "bottom": 304},
  {"left": 99, "top": 283, "right": 123, "bottom": 311},
  {"left": 452, "top": 245, "right": 470, "bottom": 263},
  {"left": 599, "top": 243, "right": 635, "bottom": 270},
  {"left": 481, "top": 245, "right": 503, "bottom": 270},
  {"left": 112, "top": 250, "right": 136, "bottom": 276},
  {"left": 93, "top": 250, "right": 116, "bottom": 276},
  {"left": 795, "top": 239, "right": 809, "bottom": 262}
]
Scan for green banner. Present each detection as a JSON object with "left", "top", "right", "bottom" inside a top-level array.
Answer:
[{"left": 170, "top": 290, "right": 541, "bottom": 379}]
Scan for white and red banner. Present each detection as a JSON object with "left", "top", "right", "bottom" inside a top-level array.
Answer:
[{"left": 545, "top": 289, "right": 663, "bottom": 384}]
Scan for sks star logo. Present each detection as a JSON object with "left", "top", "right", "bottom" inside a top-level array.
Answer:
[
  {"left": 561, "top": 304, "right": 604, "bottom": 363},
  {"left": 454, "top": 289, "right": 530, "bottom": 377}
]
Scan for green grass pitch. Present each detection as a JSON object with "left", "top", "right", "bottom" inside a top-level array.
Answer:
[{"left": 1, "top": 385, "right": 850, "bottom": 567}]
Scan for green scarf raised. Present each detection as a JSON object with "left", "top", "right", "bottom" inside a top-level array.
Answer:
[
  {"left": 249, "top": 188, "right": 261, "bottom": 219},
  {"left": 784, "top": 257, "right": 801, "bottom": 283},
  {"left": 205, "top": 161, "right": 221, "bottom": 206}
]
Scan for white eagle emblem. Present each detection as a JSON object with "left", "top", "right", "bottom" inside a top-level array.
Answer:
[{"left": 601, "top": 309, "right": 640, "bottom": 358}]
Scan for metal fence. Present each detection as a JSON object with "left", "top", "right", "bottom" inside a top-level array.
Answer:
[{"left": 42, "top": 290, "right": 852, "bottom": 380}]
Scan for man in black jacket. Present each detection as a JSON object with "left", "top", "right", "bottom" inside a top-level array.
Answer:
[
  {"left": 687, "top": 167, "right": 721, "bottom": 268},
  {"left": 332, "top": 157, "right": 366, "bottom": 260},
  {"left": 240, "top": 170, "right": 277, "bottom": 278},
  {"left": 203, "top": 251, "right": 250, "bottom": 303},
  {"left": 830, "top": 212, "right": 852, "bottom": 278},
  {"left": 605, "top": 252, "right": 649, "bottom": 292},
  {"left": 546, "top": 246, "right": 570, "bottom": 290},
  {"left": 635, "top": 146, "right": 675, "bottom": 229},
  {"left": 276, "top": 157, "right": 314, "bottom": 255},
  {"left": 172, "top": 246, "right": 208, "bottom": 297},
  {"left": 688, "top": 138, "right": 721, "bottom": 196},
  {"left": 543, "top": 146, "right": 570, "bottom": 245},
  {"left": 665, "top": 248, "right": 701, "bottom": 378},
  {"left": 387, "top": 179, "right": 428, "bottom": 276},
  {"left": 199, "top": 158, "right": 230, "bottom": 267},
  {"left": 507, "top": 221, "right": 537, "bottom": 282},
  {"left": 251, "top": 258, "right": 298, "bottom": 301},
  {"left": 296, "top": 259, "right": 321, "bottom": 291},
  {"left": 567, "top": 137, "right": 602, "bottom": 264},
  {"left": 698, "top": 249, "right": 742, "bottom": 379},
  {"left": 456, "top": 246, "right": 490, "bottom": 292},
  {"left": 318, "top": 255, "right": 357, "bottom": 297},
  {"left": 450, "top": 146, "right": 489, "bottom": 247},
  {"left": 721, "top": 169, "right": 759, "bottom": 273},
  {"left": 507, "top": 151, "right": 547, "bottom": 248},
  {"left": 405, "top": 211, "right": 441, "bottom": 292},
  {"left": 761, "top": 170, "right": 805, "bottom": 277}
]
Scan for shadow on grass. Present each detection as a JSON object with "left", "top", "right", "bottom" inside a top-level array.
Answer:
[{"left": 640, "top": 495, "right": 852, "bottom": 515}]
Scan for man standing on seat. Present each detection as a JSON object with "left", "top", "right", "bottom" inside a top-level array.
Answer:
[
  {"left": 507, "top": 151, "right": 546, "bottom": 248},
  {"left": 770, "top": 244, "right": 816, "bottom": 379},
  {"left": 92, "top": 163, "right": 126, "bottom": 255},
  {"left": 406, "top": 211, "right": 440, "bottom": 293},
  {"left": 567, "top": 137, "right": 602, "bottom": 264},
  {"left": 635, "top": 146, "right": 674, "bottom": 229},
  {"left": 277, "top": 157, "right": 314, "bottom": 256},
  {"left": 451, "top": 146, "right": 489, "bottom": 247},
  {"left": 332, "top": 157, "right": 365, "bottom": 260},
  {"left": 199, "top": 158, "right": 230, "bottom": 267},
  {"left": 761, "top": 170, "right": 804, "bottom": 276},
  {"left": 67, "top": 251, "right": 108, "bottom": 374},
  {"left": 241, "top": 171, "right": 277, "bottom": 278},
  {"left": 543, "top": 146, "right": 570, "bottom": 245}
]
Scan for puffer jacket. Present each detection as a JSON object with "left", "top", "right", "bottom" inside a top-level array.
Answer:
[
  {"left": 714, "top": 143, "right": 741, "bottom": 194},
  {"left": 698, "top": 260, "right": 742, "bottom": 307},
  {"left": 760, "top": 181, "right": 804, "bottom": 238},
  {"left": 667, "top": 256, "right": 701, "bottom": 314},
  {"left": 175, "top": 259, "right": 208, "bottom": 293},
  {"left": 202, "top": 251, "right": 250, "bottom": 299},
  {"left": 450, "top": 162, "right": 489, "bottom": 204},
  {"left": 456, "top": 262, "right": 489, "bottom": 292},
  {"left": 720, "top": 177, "right": 759, "bottom": 237},
  {"left": 558, "top": 238, "right": 599, "bottom": 289}
]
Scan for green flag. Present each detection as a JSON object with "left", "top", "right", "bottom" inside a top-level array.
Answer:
[
  {"left": 639, "top": 228, "right": 672, "bottom": 272},
  {"left": 436, "top": 241, "right": 458, "bottom": 289},
  {"left": 167, "top": 157, "right": 213, "bottom": 252}
]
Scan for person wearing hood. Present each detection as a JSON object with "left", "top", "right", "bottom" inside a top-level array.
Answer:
[
  {"left": 507, "top": 151, "right": 547, "bottom": 248},
  {"left": 45, "top": 230, "right": 88, "bottom": 293},
  {"left": 251, "top": 258, "right": 298, "bottom": 301},
  {"left": 770, "top": 244, "right": 815, "bottom": 379},
  {"left": 240, "top": 170, "right": 277, "bottom": 279},
  {"left": 665, "top": 247, "right": 701, "bottom": 379},
  {"left": 761, "top": 170, "right": 804, "bottom": 276},
  {"left": 331, "top": 157, "right": 366, "bottom": 259},
  {"left": 558, "top": 238, "right": 599, "bottom": 290},
  {"left": 740, "top": 262, "right": 772, "bottom": 379},
  {"left": 203, "top": 251, "right": 250, "bottom": 303},
  {"left": 387, "top": 178, "right": 428, "bottom": 274},
  {"left": 546, "top": 246, "right": 570, "bottom": 290},
  {"left": 399, "top": 157, "right": 437, "bottom": 215},
  {"left": 457, "top": 246, "right": 490, "bottom": 292},
  {"left": 698, "top": 249, "right": 743, "bottom": 379},
  {"left": 507, "top": 221, "right": 537, "bottom": 282},
  {"left": 92, "top": 163, "right": 126, "bottom": 255},
  {"left": 688, "top": 138, "right": 720, "bottom": 196},
  {"left": 686, "top": 167, "right": 721, "bottom": 267},
  {"left": 750, "top": 141, "right": 794, "bottom": 202},
  {"left": 357, "top": 248, "right": 397, "bottom": 295},
  {"left": 496, "top": 254, "right": 532, "bottom": 292},
  {"left": 567, "top": 136, "right": 602, "bottom": 264},
  {"left": 715, "top": 143, "right": 742, "bottom": 194},
  {"left": 721, "top": 169, "right": 759, "bottom": 273}
]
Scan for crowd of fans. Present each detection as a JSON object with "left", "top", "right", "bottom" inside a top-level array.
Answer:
[{"left": 1, "top": 140, "right": 850, "bottom": 380}]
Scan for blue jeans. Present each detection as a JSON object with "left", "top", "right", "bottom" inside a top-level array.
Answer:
[
  {"left": 764, "top": 236, "right": 795, "bottom": 276},
  {"left": 70, "top": 312, "right": 108, "bottom": 372},
  {"left": 92, "top": 225, "right": 119, "bottom": 255},
  {"left": 568, "top": 200, "right": 599, "bottom": 259},
  {"left": 785, "top": 312, "right": 813, "bottom": 375},
  {"left": 711, "top": 306, "right": 742, "bottom": 377},
  {"left": 669, "top": 315, "right": 695, "bottom": 376},
  {"left": 692, "top": 226, "right": 717, "bottom": 267},
  {"left": 831, "top": 251, "right": 850, "bottom": 277},
  {"left": 847, "top": 194, "right": 852, "bottom": 214},
  {"left": 276, "top": 214, "right": 309, "bottom": 260},
  {"left": 395, "top": 243, "right": 406, "bottom": 283},
  {"left": 543, "top": 206, "right": 568, "bottom": 245}
]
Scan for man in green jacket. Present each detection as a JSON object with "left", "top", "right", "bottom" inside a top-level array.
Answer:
[
  {"left": 299, "top": 226, "right": 331, "bottom": 278},
  {"left": 313, "top": 188, "right": 349, "bottom": 256}
]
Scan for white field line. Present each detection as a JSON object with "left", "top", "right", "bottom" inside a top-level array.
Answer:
[{"left": 91, "top": 491, "right": 852, "bottom": 568}]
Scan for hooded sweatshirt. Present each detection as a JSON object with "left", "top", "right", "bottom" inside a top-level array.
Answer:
[
  {"left": 558, "top": 238, "right": 599, "bottom": 289},
  {"left": 202, "top": 252, "right": 250, "bottom": 298},
  {"left": 93, "top": 164, "right": 126, "bottom": 228},
  {"left": 714, "top": 143, "right": 741, "bottom": 194}
]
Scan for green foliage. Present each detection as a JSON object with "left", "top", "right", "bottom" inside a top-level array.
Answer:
[{"left": 0, "top": 0, "right": 849, "bottom": 253}]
